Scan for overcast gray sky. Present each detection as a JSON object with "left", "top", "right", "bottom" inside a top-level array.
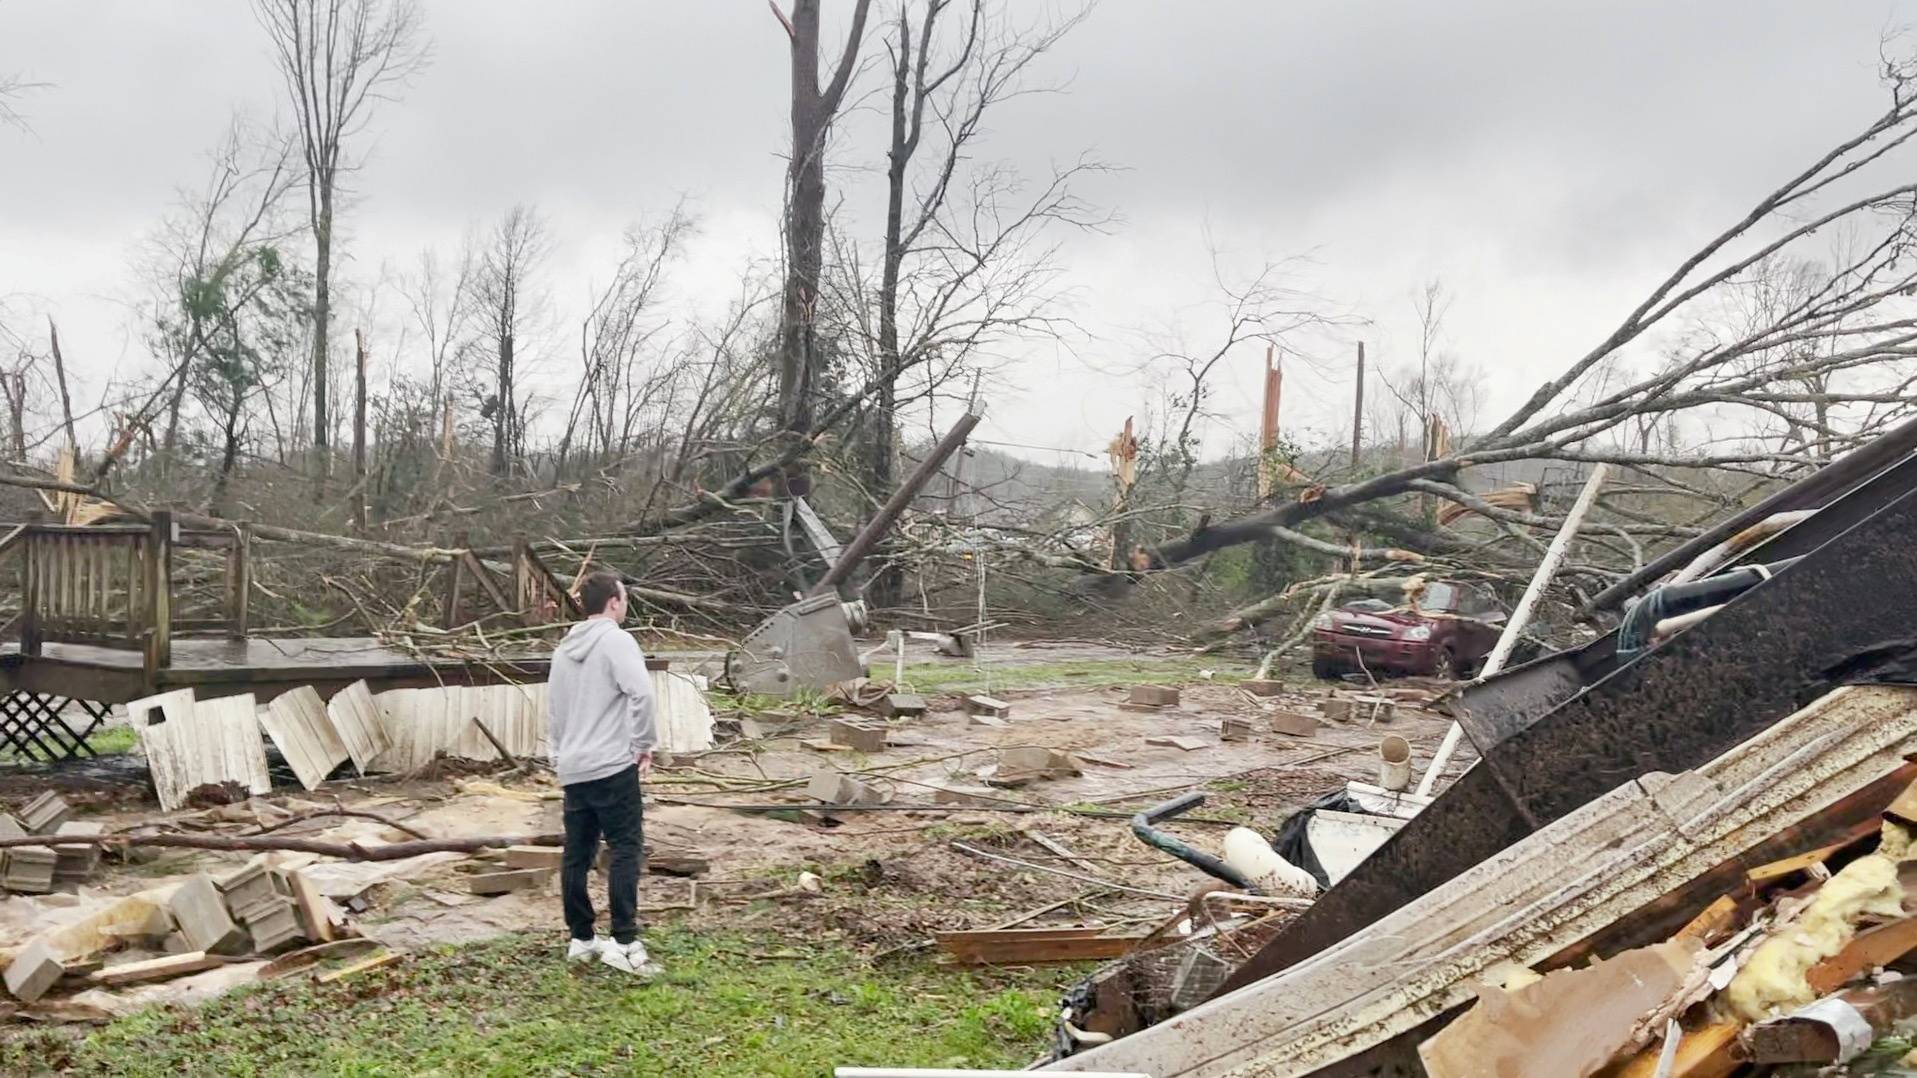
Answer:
[{"left": 2, "top": 0, "right": 1912, "bottom": 467}]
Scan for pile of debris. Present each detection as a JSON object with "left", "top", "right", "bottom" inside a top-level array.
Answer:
[
  {"left": 0, "top": 794, "right": 101, "bottom": 894},
  {"left": 3, "top": 855, "right": 343, "bottom": 1004}
]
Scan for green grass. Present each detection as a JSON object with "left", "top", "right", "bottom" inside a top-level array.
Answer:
[
  {"left": 903, "top": 656, "right": 1250, "bottom": 695},
  {"left": 3, "top": 928, "right": 1066, "bottom": 1077},
  {"left": 85, "top": 727, "right": 138, "bottom": 755}
]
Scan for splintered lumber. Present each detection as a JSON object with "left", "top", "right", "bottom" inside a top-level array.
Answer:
[
  {"left": 1806, "top": 914, "right": 1917, "bottom": 994},
  {"left": 1604, "top": 1021, "right": 1744, "bottom": 1078},
  {"left": 934, "top": 927, "right": 1149, "bottom": 966},
  {"left": 1055, "top": 686, "right": 1917, "bottom": 1078},
  {"left": 89, "top": 951, "right": 223, "bottom": 987},
  {"left": 315, "top": 950, "right": 403, "bottom": 984}
]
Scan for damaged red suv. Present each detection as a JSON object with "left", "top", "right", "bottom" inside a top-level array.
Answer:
[{"left": 1309, "top": 581, "right": 1506, "bottom": 680}]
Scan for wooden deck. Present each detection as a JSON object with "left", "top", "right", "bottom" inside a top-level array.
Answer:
[{"left": 0, "top": 637, "right": 551, "bottom": 706}]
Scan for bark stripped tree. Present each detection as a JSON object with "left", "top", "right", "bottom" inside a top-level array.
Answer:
[
  {"left": 770, "top": 0, "right": 876, "bottom": 494},
  {"left": 255, "top": 0, "right": 426, "bottom": 490}
]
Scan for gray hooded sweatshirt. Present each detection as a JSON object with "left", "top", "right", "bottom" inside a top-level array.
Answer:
[{"left": 548, "top": 618, "right": 657, "bottom": 786}]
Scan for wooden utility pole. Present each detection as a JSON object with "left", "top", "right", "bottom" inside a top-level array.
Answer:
[
  {"left": 1257, "top": 345, "right": 1283, "bottom": 500},
  {"left": 47, "top": 318, "right": 78, "bottom": 453},
  {"left": 1350, "top": 341, "right": 1365, "bottom": 469},
  {"left": 353, "top": 329, "right": 369, "bottom": 531}
]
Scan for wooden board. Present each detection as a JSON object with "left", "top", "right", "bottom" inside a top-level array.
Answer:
[
  {"left": 1145, "top": 735, "right": 1208, "bottom": 752},
  {"left": 90, "top": 951, "right": 222, "bottom": 986},
  {"left": 935, "top": 928, "right": 1149, "bottom": 966},
  {"left": 324, "top": 680, "right": 391, "bottom": 775}
]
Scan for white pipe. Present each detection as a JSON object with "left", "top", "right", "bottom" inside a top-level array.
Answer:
[
  {"left": 1416, "top": 464, "right": 1609, "bottom": 797},
  {"left": 1668, "top": 509, "right": 1813, "bottom": 586},
  {"left": 1377, "top": 735, "right": 1412, "bottom": 791},
  {"left": 1652, "top": 603, "right": 1723, "bottom": 642}
]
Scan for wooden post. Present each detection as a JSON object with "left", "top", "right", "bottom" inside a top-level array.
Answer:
[
  {"left": 225, "top": 526, "right": 251, "bottom": 638},
  {"left": 442, "top": 555, "right": 465, "bottom": 630},
  {"left": 353, "top": 329, "right": 369, "bottom": 531},
  {"left": 20, "top": 530, "right": 41, "bottom": 657},
  {"left": 1350, "top": 341, "right": 1365, "bottom": 470},
  {"left": 143, "top": 512, "right": 174, "bottom": 678}
]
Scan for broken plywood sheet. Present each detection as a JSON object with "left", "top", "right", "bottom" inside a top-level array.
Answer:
[
  {"left": 126, "top": 690, "right": 270, "bottom": 811},
  {"left": 1418, "top": 937, "right": 1705, "bottom": 1078},
  {"left": 325, "top": 680, "right": 390, "bottom": 775},
  {"left": 260, "top": 686, "right": 349, "bottom": 791}
]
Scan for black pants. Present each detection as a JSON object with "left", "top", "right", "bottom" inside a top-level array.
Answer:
[{"left": 561, "top": 765, "right": 643, "bottom": 945}]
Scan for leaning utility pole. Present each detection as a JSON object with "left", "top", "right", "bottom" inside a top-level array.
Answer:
[{"left": 1350, "top": 341, "right": 1365, "bottom": 469}]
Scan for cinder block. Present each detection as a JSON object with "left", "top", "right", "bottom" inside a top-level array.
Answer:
[
  {"left": 171, "top": 874, "right": 246, "bottom": 955},
  {"left": 827, "top": 719, "right": 886, "bottom": 753},
  {"left": 504, "top": 845, "right": 564, "bottom": 871},
  {"left": 1127, "top": 685, "right": 1180, "bottom": 708},
  {"left": 216, "top": 860, "right": 279, "bottom": 915},
  {"left": 933, "top": 785, "right": 1002, "bottom": 807},
  {"left": 4, "top": 939, "right": 64, "bottom": 1002},
  {"left": 1270, "top": 710, "right": 1322, "bottom": 737},
  {"left": 961, "top": 695, "right": 1012, "bottom": 719},
  {"left": 1239, "top": 679, "right": 1286, "bottom": 697},
  {"left": 19, "top": 793, "right": 72, "bottom": 835},
  {"left": 467, "top": 868, "right": 552, "bottom": 896},
  {"left": 1220, "top": 717, "right": 1254, "bottom": 742},
  {"left": 807, "top": 770, "right": 874, "bottom": 805},
  {"left": 989, "top": 746, "right": 1081, "bottom": 786},
  {"left": 874, "top": 693, "right": 927, "bottom": 719},
  {"left": 4, "top": 846, "right": 57, "bottom": 894}
]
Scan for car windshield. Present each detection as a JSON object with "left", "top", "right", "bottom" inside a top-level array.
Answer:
[{"left": 1422, "top": 582, "right": 1458, "bottom": 611}]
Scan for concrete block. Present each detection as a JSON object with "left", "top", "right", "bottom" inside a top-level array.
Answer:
[
  {"left": 19, "top": 793, "right": 73, "bottom": 835},
  {"left": 171, "top": 874, "right": 246, "bottom": 955},
  {"left": 216, "top": 860, "right": 279, "bottom": 915},
  {"left": 874, "top": 693, "right": 927, "bottom": 719},
  {"left": 1145, "top": 735, "right": 1209, "bottom": 752},
  {"left": 1220, "top": 717, "right": 1254, "bottom": 742},
  {"left": 933, "top": 785, "right": 1002, "bottom": 807},
  {"left": 962, "top": 694, "right": 1012, "bottom": 719},
  {"left": 827, "top": 719, "right": 887, "bottom": 753},
  {"left": 807, "top": 770, "right": 875, "bottom": 805},
  {"left": 4, "top": 939, "right": 64, "bottom": 1002},
  {"left": 0, "top": 814, "right": 24, "bottom": 841},
  {"left": 989, "top": 746, "right": 1081, "bottom": 786},
  {"left": 238, "top": 897, "right": 305, "bottom": 953},
  {"left": 467, "top": 868, "right": 552, "bottom": 896},
  {"left": 504, "top": 845, "right": 564, "bottom": 871},
  {"left": 1128, "top": 685, "right": 1181, "bottom": 708},
  {"left": 1238, "top": 679, "right": 1286, "bottom": 697},
  {"left": 1270, "top": 710, "right": 1322, "bottom": 737},
  {"left": 4, "top": 846, "right": 57, "bottom": 894}
]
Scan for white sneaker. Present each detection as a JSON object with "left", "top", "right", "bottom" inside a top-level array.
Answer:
[
  {"left": 600, "top": 939, "right": 660, "bottom": 978},
  {"left": 566, "top": 937, "right": 608, "bottom": 964}
]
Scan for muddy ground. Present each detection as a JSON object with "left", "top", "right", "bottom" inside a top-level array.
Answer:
[{"left": 0, "top": 641, "right": 1475, "bottom": 1019}]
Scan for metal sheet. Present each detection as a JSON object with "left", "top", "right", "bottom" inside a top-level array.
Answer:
[
  {"left": 325, "top": 680, "right": 390, "bottom": 775},
  {"left": 260, "top": 685, "right": 349, "bottom": 791}
]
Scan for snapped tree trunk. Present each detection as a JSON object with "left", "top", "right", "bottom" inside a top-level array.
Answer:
[{"left": 312, "top": 187, "right": 334, "bottom": 491}]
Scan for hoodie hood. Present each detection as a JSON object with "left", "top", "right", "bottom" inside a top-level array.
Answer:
[{"left": 556, "top": 617, "right": 622, "bottom": 661}]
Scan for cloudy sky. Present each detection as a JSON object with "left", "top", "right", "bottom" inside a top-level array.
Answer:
[{"left": 2, "top": 0, "right": 1912, "bottom": 468}]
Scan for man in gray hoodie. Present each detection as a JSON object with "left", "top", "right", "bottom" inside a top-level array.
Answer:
[{"left": 547, "top": 571, "right": 658, "bottom": 975}]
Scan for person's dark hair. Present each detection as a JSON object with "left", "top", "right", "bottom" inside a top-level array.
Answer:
[{"left": 579, "top": 571, "right": 626, "bottom": 616}]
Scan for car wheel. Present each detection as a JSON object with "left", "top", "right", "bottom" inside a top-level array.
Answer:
[
  {"left": 1434, "top": 647, "right": 1459, "bottom": 680},
  {"left": 1312, "top": 658, "right": 1341, "bottom": 681}
]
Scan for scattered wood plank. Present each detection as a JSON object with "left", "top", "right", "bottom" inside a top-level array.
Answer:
[
  {"left": 89, "top": 951, "right": 223, "bottom": 987},
  {"left": 1603, "top": 1020, "right": 1744, "bottom": 1078},
  {"left": 1807, "top": 915, "right": 1917, "bottom": 994},
  {"left": 934, "top": 927, "right": 1149, "bottom": 966},
  {"left": 315, "top": 950, "right": 404, "bottom": 984}
]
